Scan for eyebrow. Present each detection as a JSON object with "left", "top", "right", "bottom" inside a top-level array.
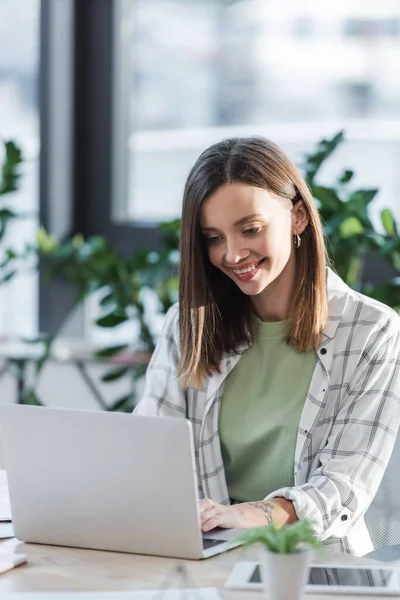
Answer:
[{"left": 201, "top": 213, "right": 264, "bottom": 232}]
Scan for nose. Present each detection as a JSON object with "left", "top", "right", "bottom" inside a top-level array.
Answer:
[{"left": 225, "top": 239, "right": 248, "bottom": 265}]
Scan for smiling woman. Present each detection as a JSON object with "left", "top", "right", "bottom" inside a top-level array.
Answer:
[
  {"left": 179, "top": 137, "right": 327, "bottom": 387},
  {"left": 134, "top": 136, "right": 400, "bottom": 557}
]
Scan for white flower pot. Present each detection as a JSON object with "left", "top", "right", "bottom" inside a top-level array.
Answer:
[{"left": 259, "top": 547, "right": 311, "bottom": 600}]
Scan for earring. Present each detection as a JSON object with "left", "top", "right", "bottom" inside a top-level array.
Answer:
[{"left": 294, "top": 234, "right": 301, "bottom": 249}]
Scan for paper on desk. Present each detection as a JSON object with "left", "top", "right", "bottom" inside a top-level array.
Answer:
[
  {"left": 0, "top": 590, "right": 222, "bottom": 599},
  {"left": 0, "top": 551, "right": 27, "bottom": 574}
]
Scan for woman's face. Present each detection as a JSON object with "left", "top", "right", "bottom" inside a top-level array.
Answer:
[{"left": 200, "top": 183, "right": 307, "bottom": 297}]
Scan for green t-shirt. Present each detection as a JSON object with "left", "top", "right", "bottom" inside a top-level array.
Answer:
[{"left": 219, "top": 318, "right": 317, "bottom": 502}]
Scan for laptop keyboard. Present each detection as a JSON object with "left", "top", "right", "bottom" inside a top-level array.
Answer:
[{"left": 202, "top": 537, "right": 226, "bottom": 550}]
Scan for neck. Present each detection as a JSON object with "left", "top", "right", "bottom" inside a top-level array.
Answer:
[{"left": 251, "top": 255, "right": 296, "bottom": 322}]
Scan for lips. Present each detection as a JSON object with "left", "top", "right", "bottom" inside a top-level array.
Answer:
[
  {"left": 231, "top": 258, "right": 265, "bottom": 274},
  {"left": 230, "top": 258, "right": 266, "bottom": 282}
]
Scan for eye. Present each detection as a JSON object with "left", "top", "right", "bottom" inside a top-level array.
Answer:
[
  {"left": 205, "top": 235, "right": 222, "bottom": 245},
  {"left": 243, "top": 227, "right": 261, "bottom": 236}
]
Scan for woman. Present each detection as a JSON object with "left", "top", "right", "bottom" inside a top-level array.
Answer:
[{"left": 135, "top": 137, "right": 400, "bottom": 555}]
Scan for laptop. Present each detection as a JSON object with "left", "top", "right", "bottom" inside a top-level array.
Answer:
[{"left": 0, "top": 404, "right": 242, "bottom": 559}]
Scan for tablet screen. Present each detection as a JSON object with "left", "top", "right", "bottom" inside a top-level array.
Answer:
[{"left": 249, "top": 565, "right": 399, "bottom": 589}]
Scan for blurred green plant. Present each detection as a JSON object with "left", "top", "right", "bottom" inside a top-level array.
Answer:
[
  {"left": 0, "top": 140, "right": 47, "bottom": 405},
  {"left": 34, "top": 224, "right": 179, "bottom": 411},
  {"left": 0, "top": 141, "right": 22, "bottom": 274},
  {"left": 0, "top": 140, "right": 23, "bottom": 197},
  {"left": 232, "top": 520, "right": 320, "bottom": 554},
  {"left": 0, "top": 139, "right": 180, "bottom": 409},
  {"left": 305, "top": 131, "right": 400, "bottom": 309}
]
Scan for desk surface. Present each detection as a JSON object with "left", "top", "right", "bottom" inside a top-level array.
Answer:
[
  {"left": 0, "top": 473, "right": 394, "bottom": 599},
  {"left": 0, "top": 536, "right": 394, "bottom": 599}
]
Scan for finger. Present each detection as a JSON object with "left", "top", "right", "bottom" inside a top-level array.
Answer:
[
  {"left": 200, "top": 505, "right": 218, "bottom": 525},
  {"left": 202, "top": 516, "right": 221, "bottom": 532},
  {"left": 202, "top": 505, "right": 239, "bottom": 531},
  {"left": 200, "top": 498, "right": 214, "bottom": 510},
  {"left": 200, "top": 501, "right": 217, "bottom": 517}
]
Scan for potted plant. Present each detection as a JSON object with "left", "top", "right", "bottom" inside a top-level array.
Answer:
[{"left": 234, "top": 520, "right": 321, "bottom": 600}]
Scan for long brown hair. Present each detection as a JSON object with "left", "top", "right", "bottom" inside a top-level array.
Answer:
[{"left": 179, "top": 137, "right": 328, "bottom": 388}]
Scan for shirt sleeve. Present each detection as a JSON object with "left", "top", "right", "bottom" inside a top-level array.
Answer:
[
  {"left": 265, "top": 320, "right": 400, "bottom": 541},
  {"left": 133, "top": 304, "right": 186, "bottom": 418}
]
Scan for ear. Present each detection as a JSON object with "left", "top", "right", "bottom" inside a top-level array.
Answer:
[{"left": 291, "top": 200, "right": 309, "bottom": 235}]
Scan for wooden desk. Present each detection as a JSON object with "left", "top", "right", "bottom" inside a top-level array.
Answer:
[{"left": 0, "top": 536, "right": 393, "bottom": 599}]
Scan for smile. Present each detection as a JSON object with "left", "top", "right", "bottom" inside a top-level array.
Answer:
[
  {"left": 232, "top": 258, "right": 265, "bottom": 275},
  {"left": 233, "top": 263, "right": 258, "bottom": 275},
  {"left": 231, "top": 258, "right": 266, "bottom": 281}
]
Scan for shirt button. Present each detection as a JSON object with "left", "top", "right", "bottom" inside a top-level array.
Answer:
[
  {"left": 320, "top": 348, "right": 327, "bottom": 355},
  {"left": 341, "top": 515, "right": 348, "bottom": 521}
]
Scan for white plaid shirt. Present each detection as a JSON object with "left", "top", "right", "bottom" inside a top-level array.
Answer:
[{"left": 135, "top": 269, "right": 400, "bottom": 555}]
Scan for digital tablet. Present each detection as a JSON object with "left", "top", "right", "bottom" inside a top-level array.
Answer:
[{"left": 225, "top": 561, "right": 400, "bottom": 595}]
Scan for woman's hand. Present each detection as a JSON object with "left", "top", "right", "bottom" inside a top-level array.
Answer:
[
  {"left": 200, "top": 497, "right": 297, "bottom": 531},
  {"left": 200, "top": 498, "right": 276, "bottom": 531}
]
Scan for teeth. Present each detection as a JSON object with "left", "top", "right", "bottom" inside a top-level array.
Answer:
[{"left": 233, "top": 264, "right": 257, "bottom": 275}]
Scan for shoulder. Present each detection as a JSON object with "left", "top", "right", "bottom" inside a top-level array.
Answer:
[
  {"left": 162, "top": 303, "right": 179, "bottom": 327},
  {"left": 326, "top": 268, "right": 400, "bottom": 347},
  {"left": 157, "top": 303, "right": 180, "bottom": 347},
  {"left": 145, "top": 304, "right": 181, "bottom": 369}
]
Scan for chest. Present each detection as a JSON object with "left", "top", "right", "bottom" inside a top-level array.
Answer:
[{"left": 185, "top": 334, "right": 358, "bottom": 480}]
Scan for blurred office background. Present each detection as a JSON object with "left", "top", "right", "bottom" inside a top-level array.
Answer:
[{"left": 1, "top": 0, "right": 400, "bottom": 410}]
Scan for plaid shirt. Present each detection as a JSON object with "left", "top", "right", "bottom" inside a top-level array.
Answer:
[{"left": 135, "top": 269, "right": 400, "bottom": 555}]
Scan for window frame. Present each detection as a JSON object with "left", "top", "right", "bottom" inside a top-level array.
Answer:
[{"left": 39, "top": 0, "right": 161, "bottom": 335}]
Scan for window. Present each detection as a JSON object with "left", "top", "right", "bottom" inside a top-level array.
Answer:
[
  {"left": 114, "top": 0, "right": 400, "bottom": 224},
  {"left": 0, "top": 1, "right": 40, "bottom": 337}
]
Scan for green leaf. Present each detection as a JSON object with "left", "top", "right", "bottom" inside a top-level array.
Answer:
[
  {"left": 381, "top": 208, "right": 398, "bottom": 237},
  {"left": 339, "top": 216, "right": 364, "bottom": 238},
  {"left": 0, "top": 270, "right": 17, "bottom": 284},
  {"left": 338, "top": 170, "right": 354, "bottom": 184},
  {"left": 36, "top": 226, "right": 58, "bottom": 254},
  {"left": 96, "top": 312, "right": 128, "bottom": 328},
  {"left": 345, "top": 255, "right": 364, "bottom": 290},
  {"left": 101, "top": 367, "right": 129, "bottom": 382},
  {"left": 392, "top": 251, "right": 400, "bottom": 272},
  {"left": 0, "top": 252, "right": 16, "bottom": 269},
  {"left": 35, "top": 337, "right": 53, "bottom": 376},
  {"left": 21, "top": 390, "right": 44, "bottom": 406},
  {"left": 323, "top": 213, "right": 349, "bottom": 238},
  {"left": 304, "top": 131, "right": 344, "bottom": 184},
  {"left": 107, "top": 394, "right": 135, "bottom": 412},
  {"left": 311, "top": 185, "right": 340, "bottom": 211},
  {"left": 86, "top": 235, "right": 109, "bottom": 253},
  {"left": 95, "top": 344, "right": 128, "bottom": 358},
  {"left": 160, "top": 218, "right": 181, "bottom": 250},
  {"left": 132, "top": 363, "right": 148, "bottom": 380},
  {"left": 345, "top": 190, "right": 377, "bottom": 230},
  {"left": 100, "top": 292, "right": 115, "bottom": 307},
  {"left": 0, "top": 208, "right": 17, "bottom": 220},
  {"left": 232, "top": 520, "right": 320, "bottom": 555},
  {"left": 72, "top": 233, "right": 85, "bottom": 248},
  {"left": 0, "top": 140, "right": 23, "bottom": 195},
  {"left": 349, "top": 189, "right": 378, "bottom": 206}
]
